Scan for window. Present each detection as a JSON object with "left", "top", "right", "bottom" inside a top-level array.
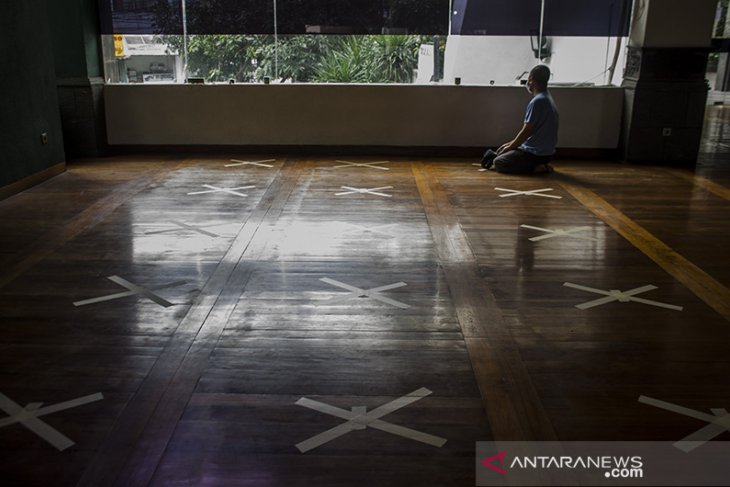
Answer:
[{"left": 100, "top": 0, "right": 632, "bottom": 86}]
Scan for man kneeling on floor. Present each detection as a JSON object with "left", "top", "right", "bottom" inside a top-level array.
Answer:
[{"left": 481, "top": 64, "right": 559, "bottom": 174}]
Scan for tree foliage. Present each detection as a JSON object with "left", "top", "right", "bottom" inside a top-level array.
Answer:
[
  {"left": 161, "top": 34, "right": 426, "bottom": 83},
  {"left": 151, "top": 0, "right": 441, "bottom": 83}
]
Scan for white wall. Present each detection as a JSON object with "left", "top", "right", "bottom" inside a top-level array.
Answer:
[
  {"left": 415, "top": 44, "right": 435, "bottom": 83},
  {"left": 104, "top": 84, "right": 623, "bottom": 149},
  {"left": 443, "top": 36, "right": 536, "bottom": 86},
  {"left": 442, "top": 36, "right": 627, "bottom": 86},
  {"left": 549, "top": 37, "right": 627, "bottom": 85}
]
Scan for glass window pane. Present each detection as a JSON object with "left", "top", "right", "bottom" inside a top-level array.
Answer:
[
  {"left": 101, "top": 34, "right": 184, "bottom": 83},
  {"left": 99, "top": 0, "right": 633, "bottom": 85}
]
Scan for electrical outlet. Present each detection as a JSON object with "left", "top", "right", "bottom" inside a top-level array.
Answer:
[
  {"left": 40, "top": 132, "right": 48, "bottom": 144},
  {"left": 662, "top": 128, "right": 672, "bottom": 137}
]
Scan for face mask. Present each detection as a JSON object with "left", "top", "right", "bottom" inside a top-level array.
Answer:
[{"left": 525, "top": 81, "right": 532, "bottom": 94}]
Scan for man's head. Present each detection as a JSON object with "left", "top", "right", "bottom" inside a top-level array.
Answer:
[{"left": 527, "top": 65, "right": 551, "bottom": 94}]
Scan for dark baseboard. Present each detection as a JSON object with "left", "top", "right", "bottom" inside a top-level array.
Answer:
[
  {"left": 556, "top": 147, "right": 621, "bottom": 160},
  {"left": 104, "top": 145, "right": 620, "bottom": 160},
  {"left": 0, "top": 162, "right": 66, "bottom": 201}
]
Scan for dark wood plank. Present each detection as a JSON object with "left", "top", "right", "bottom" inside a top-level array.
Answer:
[
  {"left": 412, "top": 162, "right": 558, "bottom": 441},
  {"left": 556, "top": 174, "right": 730, "bottom": 321}
]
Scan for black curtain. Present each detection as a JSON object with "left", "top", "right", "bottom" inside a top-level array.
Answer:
[
  {"left": 452, "top": 0, "right": 634, "bottom": 36},
  {"left": 99, "top": 0, "right": 449, "bottom": 35}
]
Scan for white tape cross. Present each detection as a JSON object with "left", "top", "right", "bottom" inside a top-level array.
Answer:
[
  {"left": 0, "top": 392, "right": 103, "bottom": 451},
  {"left": 225, "top": 159, "right": 276, "bottom": 168},
  {"left": 639, "top": 395, "right": 730, "bottom": 452},
  {"left": 343, "top": 223, "right": 399, "bottom": 237},
  {"left": 564, "top": 282, "right": 683, "bottom": 311},
  {"left": 520, "top": 225, "right": 598, "bottom": 242},
  {"left": 144, "top": 220, "right": 221, "bottom": 238},
  {"left": 73, "top": 275, "right": 187, "bottom": 307},
  {"left": 187, "top": 184, "right": 255, "bottom": 197},
  {"left": 495, "top": 187, "right": 562, "bottom": 199},
  {"left": 319, "top": 277, "right": 410, "bottom": 309},
  {"left": 335, "top": 186, "right": 393, "bottom": 198},
  {"left": 330, "top": 160, "right": 391, "bottom": 171},
  {"left": 295, "top": 388, "right": 446, "bottom": 453}
]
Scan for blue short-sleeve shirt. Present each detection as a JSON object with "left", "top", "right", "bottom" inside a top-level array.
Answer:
[{"left": 520, "top": 91, "right": 559, "bottom": 156}]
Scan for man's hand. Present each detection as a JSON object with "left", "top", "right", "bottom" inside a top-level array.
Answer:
[
  {"left": 497, "top": 142, "right": 516, "bottom": 155},
  {"left": 497, "top": 123, "right": 534, "bottom": 155}
]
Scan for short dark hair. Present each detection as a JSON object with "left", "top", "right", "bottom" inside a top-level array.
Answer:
[{"left": 529, "top": 65, "right": 551, "bottom": 88}]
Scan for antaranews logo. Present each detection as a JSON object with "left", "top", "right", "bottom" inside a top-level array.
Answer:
[
  {"left": 477, "top": 441, "right": 730, "bottom": 486},
  {"left": 482, "top": 451, "right": 507, "bottom": 475},
  {"left": 480, "top": 450, "right": 643, "bottom": 481}
]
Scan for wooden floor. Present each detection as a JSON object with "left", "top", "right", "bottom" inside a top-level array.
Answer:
[{"left": 2, "top": 113, "right": 730, "bottom": 486}]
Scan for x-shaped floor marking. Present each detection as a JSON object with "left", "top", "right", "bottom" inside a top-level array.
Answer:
[
  {"left": 335, "top": 186, "right": 393, "bottom": 198},
  {"left": 329, "top": 160, "right": 391, "bottom": 171},
  {"left": 495, "top": 187, "right": 562, "bottom": 199},
  {"left": 639, "top": 395, "right": 730, "bottom": 452},
  {"left": 295, "top": 387, "right": 447, "bottom": 453},
  {"left": 187, "top": 184, "right": 255, "bottom": 197},
  {"left": 471, "top": 163, "right": 487, "bottom": 172},
  {"left": 563, "top": 282, "right": 683, "bottom": 311},
  {"left": 520, "top": 225, "right": 598, "bottom": 242},
  {"left": 225, "top": 158, "right": 276, "bottom": 168},
  {"left": 143, "top": 220, "right": 221, "bottom": 238},
  {"left": 319, "top": 277, "right": 410, "bottom": 309},
  {"left": 73, "top": 275, "right": 187, "bottom": 308},
  {"left": 343, "top": 222, "right": 399, "bottom": 238},
  {"left": 0, "top": 392, "right": 103, "bottom": 451}
]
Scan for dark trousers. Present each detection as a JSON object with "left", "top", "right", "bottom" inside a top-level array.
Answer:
[{"left": 493, "top": 149, "right": 552, "bottom": 174}]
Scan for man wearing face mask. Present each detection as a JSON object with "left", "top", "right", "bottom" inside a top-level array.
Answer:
[{"left": 481, "top": 64, "right": 559, "bottom": 174}]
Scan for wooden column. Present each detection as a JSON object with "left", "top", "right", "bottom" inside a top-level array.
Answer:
[{"left": 621, "top": 0, "right": 716, "bottom": 165}]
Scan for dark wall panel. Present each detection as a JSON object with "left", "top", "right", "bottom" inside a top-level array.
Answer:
[{"left": 0, "top": 0, "right": 65, "bottom": 188}]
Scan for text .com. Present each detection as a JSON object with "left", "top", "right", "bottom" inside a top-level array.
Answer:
[{"left": 605, "top": 467, "right": 644, "bottom": 479}]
